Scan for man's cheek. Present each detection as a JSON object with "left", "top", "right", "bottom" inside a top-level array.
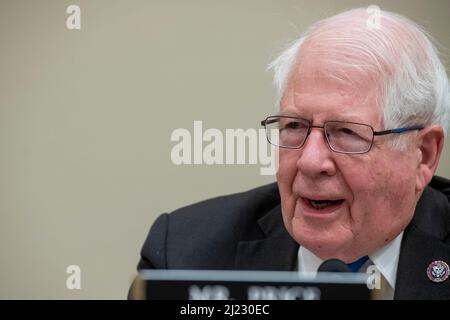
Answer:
[{"left": 277, "top": 159, "right": 297, "bottom": 186}]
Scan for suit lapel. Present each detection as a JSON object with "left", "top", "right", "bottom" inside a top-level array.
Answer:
[
  {"left": 395, "top": 227, "right": 450, "bottom": 299},
  {"left": 395, "top": 185, "right": 450, "bottom": 299},
  {"left": 235, "top": 204, "right": 299, "bottom": 271}
]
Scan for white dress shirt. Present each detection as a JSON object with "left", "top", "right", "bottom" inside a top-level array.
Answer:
[{"left": 297, "top": 232, "right": 404, "bottom": 299}]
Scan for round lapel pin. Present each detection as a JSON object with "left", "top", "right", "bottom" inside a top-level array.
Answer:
[{"left": 427, "top": 260, "right": 449, "bottom": 283}]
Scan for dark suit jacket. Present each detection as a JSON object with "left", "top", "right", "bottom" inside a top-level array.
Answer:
[{"left": 135, "top": 176, "right": 450, "bottom": 299}]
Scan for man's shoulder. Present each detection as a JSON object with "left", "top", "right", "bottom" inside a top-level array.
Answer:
[
  {"left": 411, "top": 175, "right": 450, "bottom": 240},
  {"left": 429, "top": 175, "right": 450, "bottom": 201},
  {"left": 140, "top": 183, "right": 282, "bottom": 269}
]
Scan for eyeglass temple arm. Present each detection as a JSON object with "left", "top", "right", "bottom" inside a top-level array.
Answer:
[
  {"left": 373, "top": 125, "right": 424, "bottom": 136},
  {"left": 261, "top": 118, "right": 279, "bottom": 126}
]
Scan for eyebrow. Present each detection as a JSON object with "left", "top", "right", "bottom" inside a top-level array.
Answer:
[{"left": 276, "top": 110, "right": 367, "bottom": 124}]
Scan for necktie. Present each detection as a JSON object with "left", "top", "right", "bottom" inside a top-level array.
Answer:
[{"left": 346, "top": 256, "right": 369, "bottom": 272}]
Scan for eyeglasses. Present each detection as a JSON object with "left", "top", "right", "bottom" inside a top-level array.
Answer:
[{"left": 261, "top": 116, "right": 424, "bottom": 154}]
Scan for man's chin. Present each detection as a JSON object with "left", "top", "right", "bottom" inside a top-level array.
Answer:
[{"left": 293, "top": 228, "right": 351, "bottom": 259}]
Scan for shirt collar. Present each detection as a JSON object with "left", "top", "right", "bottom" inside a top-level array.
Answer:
[
  {"left": 369, "top": 232, "right": 403, "bottom": 289},
  {"left": 297, "top": 232, "right": 404, "bottom": 290}
]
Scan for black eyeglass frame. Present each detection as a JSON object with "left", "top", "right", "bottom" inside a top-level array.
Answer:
[{"left": 261, "top": 115, "right": 424, "bottom": 154}]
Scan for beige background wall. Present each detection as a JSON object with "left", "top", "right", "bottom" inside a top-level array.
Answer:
[{"left": 1, "top": 0, "right": 449, "bottom": 299}]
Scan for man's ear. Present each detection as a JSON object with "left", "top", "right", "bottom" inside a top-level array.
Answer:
[{"left": 415, "top": 125, "right": 444, "bottom": 192}]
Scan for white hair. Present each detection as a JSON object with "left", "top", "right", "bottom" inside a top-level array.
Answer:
[{"left": 268, "top": 8, "right": 450, "bottom": 149}]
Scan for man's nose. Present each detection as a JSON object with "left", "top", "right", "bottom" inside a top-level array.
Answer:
[{"left": 296, "top": 128, "right": 337, "bottom": 177}]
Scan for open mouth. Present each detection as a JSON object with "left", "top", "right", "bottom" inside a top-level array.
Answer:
[{"left": 304, "top": 198, "right": 345, "bottom": 210}]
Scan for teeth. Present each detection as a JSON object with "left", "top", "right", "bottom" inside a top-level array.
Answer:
[
  {"left": 308, "top": 198, "right": 347, "bottom": 209},
  {"left": 310, "top": 199, "right": 333, "bottom": 209}
]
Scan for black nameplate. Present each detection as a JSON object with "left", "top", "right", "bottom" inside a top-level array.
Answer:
[{"left": 136, "top": 270, "right": 371, "bottom": 300}]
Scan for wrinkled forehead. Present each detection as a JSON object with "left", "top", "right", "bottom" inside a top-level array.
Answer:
[
  {"left": 281, "top": 52, "right": 381, "bottom": 108},
  {"left": 280, "top": 44, "right": 385, "bottom": 126},
  {"left": 287, "top": 39, "right": 383, "bottom": 97}
]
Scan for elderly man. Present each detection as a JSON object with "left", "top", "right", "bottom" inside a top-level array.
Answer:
[{"left": 132, "top": 8, "right": 450, "bottom": 299}]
